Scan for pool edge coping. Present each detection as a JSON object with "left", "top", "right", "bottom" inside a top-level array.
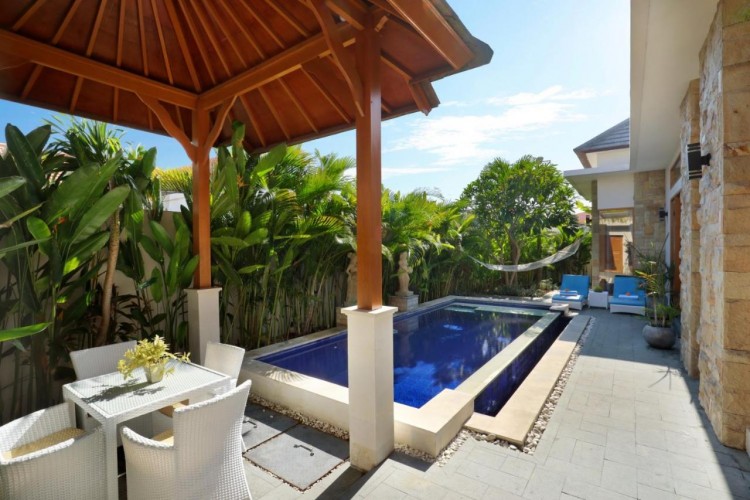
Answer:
[{"left": 464, "top": 313, "right": 591, "bottom": 446}]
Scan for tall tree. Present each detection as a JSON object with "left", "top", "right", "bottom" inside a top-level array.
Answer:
[{"left": 461, "top": 155, "right": 576, "bottom": 285}]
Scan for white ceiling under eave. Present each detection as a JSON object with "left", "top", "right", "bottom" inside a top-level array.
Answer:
[{"left": 630, "top": 0, "right": 719, "bottom": 172}]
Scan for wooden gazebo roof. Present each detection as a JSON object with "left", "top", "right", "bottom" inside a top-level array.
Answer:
[{"left": 0, "top": 0, "right": 491, "bottom": 152}]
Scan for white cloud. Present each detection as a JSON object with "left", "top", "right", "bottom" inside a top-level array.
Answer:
[
  {"left": 385, "top": 86, "right": 593, "bottom": 166},
  {"left": 381, "top": 166, "right": 452, "bottom": 179}
]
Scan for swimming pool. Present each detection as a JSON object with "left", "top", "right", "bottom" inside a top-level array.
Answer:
[
  {"left": 243, "top": 297, "right": 568, "bottom": 456},
  {"left": 257, "top": 299, "right": 566, "bottom": 414}
]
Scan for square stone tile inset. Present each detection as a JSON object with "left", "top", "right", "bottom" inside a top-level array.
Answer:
[
  {"left": 242, "top": 404, "right": 297, "bottom": 450},
  {"left": 244, "top": 424, "right": 349, "bottom": 490}
]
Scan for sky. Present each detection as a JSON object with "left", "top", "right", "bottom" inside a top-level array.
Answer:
[{"left": 0, "top": 0, "right": 629, "bottom": 201}]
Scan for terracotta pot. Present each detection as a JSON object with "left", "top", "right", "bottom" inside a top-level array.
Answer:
[
  {"left": 144, "top": 363, "right": 165, "bottom": 383},
  {"left": 643, "top": 324, "right": 675, "bottom": 349}
]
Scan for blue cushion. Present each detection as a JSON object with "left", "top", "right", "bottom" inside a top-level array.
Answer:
[{"left": 559, "top": 274, "right": 591, "bottom": 297}]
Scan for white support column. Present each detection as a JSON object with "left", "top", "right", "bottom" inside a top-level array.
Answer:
[
  {"left": 343, "top": 305, "right": 397, "bottom": 471},
  {"left": 186, "top": 287, "right": 221, "bottom": 365}
]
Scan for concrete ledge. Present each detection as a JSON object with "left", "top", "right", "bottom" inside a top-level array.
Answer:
[
  {"left": 465, "top": 314, "right": 590, "bottom": 446},
  {"left": 395, "top": 389, "right": 474, "bottom": 456}
]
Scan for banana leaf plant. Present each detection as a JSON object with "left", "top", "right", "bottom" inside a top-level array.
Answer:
[{"left": 0, "top": 123, "right": 128, "bottom": 418}]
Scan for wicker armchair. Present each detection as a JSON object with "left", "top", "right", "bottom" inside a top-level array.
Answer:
[
  {"left": 0, "top": 401, "right": 106, "bottom": 500},
  {"left": 122, "top": 380, "right": 252, "bottom": 500},
  {"left": 153, "top": 342, "right": 246, "bottom": 434},
  {"left": 70, "top": 340, "right": 152, "bottom": 439}
]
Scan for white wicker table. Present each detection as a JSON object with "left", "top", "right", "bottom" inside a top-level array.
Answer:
[{"left": 63, "top": 360, "right": 231, "bottom": 500}]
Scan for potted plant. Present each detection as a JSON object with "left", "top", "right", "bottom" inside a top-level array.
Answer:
[
  {"left": 118, "top": 336, "right": 189, "bottom": 383},
  {"left": 635, "top": 250, "right": 680, "bottom": 349}
]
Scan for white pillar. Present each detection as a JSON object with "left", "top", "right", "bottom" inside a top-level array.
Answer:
[
  {"left": 343, "top": 305, "right": 396, "bottom": 471},
  {"left": 186, "top": 287, "right": 221, "bottom": 365}
]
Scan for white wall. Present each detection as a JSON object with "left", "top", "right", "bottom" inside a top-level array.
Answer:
[
  {"left": 597, "top": 173, "right": 635, "bottom": 210},
  {"left": 587, "top": 148, "right": 630, "bottom": 169}
]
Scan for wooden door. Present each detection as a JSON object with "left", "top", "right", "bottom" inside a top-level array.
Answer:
[{"left": 610, "top": 235, "right": 624, "bottom": 273}]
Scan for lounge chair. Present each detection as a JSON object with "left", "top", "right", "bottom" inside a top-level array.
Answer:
[
  {"left": 551, "top": 274, "right": 591, "bottom": 310},
  {"left": 609, "top": 275, "right": 646, "bottom": 315}
]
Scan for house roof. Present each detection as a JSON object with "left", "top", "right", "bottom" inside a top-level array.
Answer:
[
  {"left": 0, "top": 0, "right": 492, "bottom": 153},
  {"left": 573, "top": 118, "right": 629, "bottom": 167}
]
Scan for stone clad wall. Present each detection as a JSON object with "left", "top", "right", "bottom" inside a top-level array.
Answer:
[
  {"left": 633, "top": 170, "right": 666, "bottom": 257},
  {"left": 590, "top": 180, "right": 600, "bottom": 281},
  {"left": 680, "top": 80, "right": 701, "bottom": 378},
  {"left": 694, "top": 1, "right": 750, "bottom": 449}
]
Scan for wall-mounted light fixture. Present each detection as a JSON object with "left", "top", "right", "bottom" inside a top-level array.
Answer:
[
  {"left": 687, "top": 143, "right": 711, "bottom": 179},
  {"left": 658, "top": 208, "right": 668, "bottom": 221}
]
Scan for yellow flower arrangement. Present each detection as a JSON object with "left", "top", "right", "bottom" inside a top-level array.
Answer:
[{"left": 117, "top": 336, "right": 189, "bottom": 382}]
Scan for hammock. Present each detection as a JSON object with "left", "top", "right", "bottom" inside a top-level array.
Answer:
[{"left": 467, "top": 239, "right": 581, "bottom": 272}]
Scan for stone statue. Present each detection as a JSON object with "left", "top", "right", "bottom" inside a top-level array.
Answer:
[
  {"left": 396, "top": 251, "right": 413, "bottom": 296},
  {"left": 345, "top": 252, "right": 357, "bottom": 305}
]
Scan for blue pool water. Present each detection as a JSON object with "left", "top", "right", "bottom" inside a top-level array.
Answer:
[{"left": 258, "top": 301, "right": 566, "bottom": 414}]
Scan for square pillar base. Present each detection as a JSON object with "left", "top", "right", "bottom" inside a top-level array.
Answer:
[
  {"left": 388, "top": 293, "right": 418, "bottom": 312},
  {"left": 186, "top": 287, "right": 221, "bottom": 365},
  {"left": 342, "top": 305, "right": 397, "bottom": 471}
]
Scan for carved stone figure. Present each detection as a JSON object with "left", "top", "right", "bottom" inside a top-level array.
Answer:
[
  {"left": 345, "top": 252, "right": 358, "bottom": 305},
  {"left": 396, "top": 251, "right": 413, "bottom": 296}
]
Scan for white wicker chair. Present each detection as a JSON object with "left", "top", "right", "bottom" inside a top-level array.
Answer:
[
  {"left": 70, "top": 340, "right": 151, "bottom": 438},
  {"left": 70, "top": 340, "right": 136, "bottom": 380},
  {"left": 0, "top": 401, "right": 106, "bottom": 500},
  {"left": 204, "top": 341, "right": 246, "bottom": 391},
  {"left": 122, "top": 380, "right": 253, "bottom": 500}
]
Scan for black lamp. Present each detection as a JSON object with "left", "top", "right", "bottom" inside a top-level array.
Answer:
[
  {"left": 687, "top": 143, "right": 711, "bottom": 179},
  {"left": 658, "top": 208, "right": 668, "bottom": 221}
]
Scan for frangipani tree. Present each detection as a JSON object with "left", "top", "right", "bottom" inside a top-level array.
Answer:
[{"left": 462, "top": 155, "right": 576, "bottom": 285}]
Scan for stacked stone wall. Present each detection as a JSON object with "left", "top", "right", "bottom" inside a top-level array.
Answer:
[
  {"left": 680, "top": 80, "right": 702, "bottom": 378},
  {"left": 695, "top": 1, "right": 750, "bottom": 449},
  {"left": 590, "top": 180, "right": 600, "bottom": 282},
  {"left": 633, "top": 170, "right": 666, "bottom": 258}
]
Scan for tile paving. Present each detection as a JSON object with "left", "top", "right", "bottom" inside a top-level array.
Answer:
[{"left": 245, "top": 309, "right": 750, "bottom": 499}]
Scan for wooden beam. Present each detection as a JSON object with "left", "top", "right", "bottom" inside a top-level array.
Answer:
[
  {"left": 310, "top": 0, "right": 363, "bottom": 116},
  {"left": 300, "top": 67, "right": 351, "bottom": 123},
  {"left": 13, "top": 0, "right": 47, "bottom": 31},
  {"left": 239, "top": 94, "right": 266, "bottom": 147},
  {"left": 197, "top": 24, "right": 356, "bottom": 109},
  {"left": 21, "top": 65, "right": 42, "bottom": 98},
  {"left": 177, "top": 0, "right": 217, "bottom": 86},
  {"left": 355, "top": 14, "right": 382, "bottom": 310},
  {"left": 150, "top": 0, "right": 174, "bottom": 84},
  {"left": 279, "top": 78, "right": 318, "bottom": 133},
  {"left": 51, "top": 0, "right": 83, "bottom": 44},
  {"left": 258, "top": 87, "right": 291, "bottom": 140},
  {"left": 0, "top": 30, "right": 197, "bottom": 108},
  {"left": 216, "top": 0, "right": 265, "bottom": 60},
  {"left": 191, "top": 109, "right": 212, "bottom": 289},
  {"left": 384, "top": 0, "right": 473, "bottom": 70},
  {"left": 164, "top": 0, "right": 201, "bottom": 91},
  {"left": 263, "top": 0, "right": 309, "bottom": 37},
  {"left": 324, "top": 0, "right": 368, "bottom": 30},
  {"left": 138, "top": 94, "right": 196, "bottom": 160},
  {"left": 381, "top": 53, "right": 433, "bottom": 115},
  {"left": 238, "top": 1, "right": 284, "bottom": 49},
  {"left": 191, "top": 1, "right": 234, "bottom": 78},
  {"left": 136, "top": 0, "right": 149, "bottom": 76},
  {"left": 200, "top": 97, "right": 237, "bottom": 157},
  {"left": 116, "top": 0, "right": 127, "bottom": 66}
]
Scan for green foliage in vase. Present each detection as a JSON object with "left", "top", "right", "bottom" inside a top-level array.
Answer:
[{"left": 117, "top": 335, "right": 188, "bottom": 380}]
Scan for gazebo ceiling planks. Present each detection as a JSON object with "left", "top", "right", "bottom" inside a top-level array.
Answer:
[{"left": 0, "top": 0, "right": 491, "bottom": 153}]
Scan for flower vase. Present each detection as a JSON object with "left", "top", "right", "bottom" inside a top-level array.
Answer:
[{"left": 144, "top": 363, "right": 165, "bottom": 383}]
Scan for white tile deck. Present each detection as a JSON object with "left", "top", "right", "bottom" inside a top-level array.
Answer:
[{"left": 244, "top": 309, "right": 750, "bottom": 499}]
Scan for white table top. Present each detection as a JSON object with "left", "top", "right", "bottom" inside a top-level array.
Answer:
[{"left": 63, "top": 360, "right": 230, "bottom": 423}]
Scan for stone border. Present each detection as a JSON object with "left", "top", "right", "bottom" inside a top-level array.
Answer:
[{"left": 464, "top": 314, "right": 591, "bottom": 445}]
